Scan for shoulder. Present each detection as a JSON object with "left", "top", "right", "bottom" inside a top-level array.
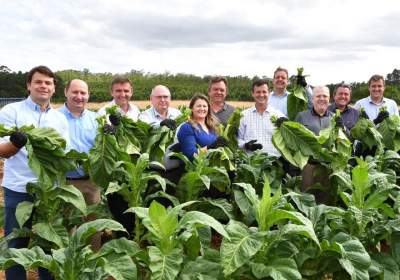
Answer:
[
  {"left": 225, "top": 103, "right": 235, "bottom": 111},
  {"left": 169, "top": 107, "right": 182, "bottom": 115},
  {"left": 268, "top": 106, "right": 285, "bottom": 117},
  {"left": 241, "top": 107, "right": 254, "bottom": 115},
  {"left": 354, "top": 97, "right": 368, "bottom": 105}
]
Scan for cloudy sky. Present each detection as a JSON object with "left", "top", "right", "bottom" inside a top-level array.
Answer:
[{"left": 1, "top": 0, "right": 399, "bottom": 85}]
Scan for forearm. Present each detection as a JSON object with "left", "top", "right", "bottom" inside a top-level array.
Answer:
[{"left": 0, "top": 142, "right": 19, "bottom": 158}]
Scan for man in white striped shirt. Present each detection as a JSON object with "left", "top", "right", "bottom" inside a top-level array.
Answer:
[{"left": 238, "top": 79, "right": 285, "bottom": 157}]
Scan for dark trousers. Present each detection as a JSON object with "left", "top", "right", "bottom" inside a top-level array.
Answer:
[{"left": 3, "top": 187, "right": 53, "bottom": 280}]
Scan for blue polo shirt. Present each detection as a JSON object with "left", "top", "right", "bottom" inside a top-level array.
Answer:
[
  {"left": 0, "top": 97, "right": 69, "bottom": 193},
  {"left": 58, "top": 104, "right": 98, "bottom": 178}
]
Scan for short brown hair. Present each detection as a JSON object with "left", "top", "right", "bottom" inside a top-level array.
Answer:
[
  {"left": 252, "top": 79, "right": 269, "bottom": 92},
  {"left": 333, "top": 82, "right": 352, "bottom": 96},
  {"left": 27, "top": 66, "right": 56, "bottom": 84},
  {"left": 208, "top": 76, "right": 228, "bottom": 91},
  {"left": 273, "top": 67, "right": 289, "bottom": 79},
  {"left": 111, "top": 76, "right": 132, "bottom": 90},
  {"left": 368, "top": 74, "right": 385, "bottom": 87}
]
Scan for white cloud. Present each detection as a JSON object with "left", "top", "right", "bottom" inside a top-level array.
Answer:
[{"left": 0, "top": 0, "right": 399, "bottom": 85}]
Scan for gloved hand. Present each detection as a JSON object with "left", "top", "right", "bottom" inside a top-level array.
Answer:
[
  {"left": 207, "top": 136, "right": 229, "bottom": 149},
  {"left": 373, "top": 110, "right": 389, "bottom": 125},
  {"left": 275, "top": 117, "right": 289, "bottom": 128},
  {"left": 359, "top": 109, "right": 369, "bottom": 119},
  {"left": 335, "top": 116, "right": 344, "bottom": 128},
  {"left": 10, "top": 131, "right": 27, "bottom": 148},
  {"left": 160, "top": 119, "right": 177, "bottom": 130},
  {"left": 103, "top": 124, "right": 117, "bottom": 135},
  {"left": 109, "top": 112, "right": 122, "bottom": 126},
  {"left": 296, "top": 75, "right": 307, "bottom": 87},
  {"left": 244, "top": 140, "right": 263, "bottom": 151},
  {"left": 353, "top": 141, "right": 364, "bottom": 157}
]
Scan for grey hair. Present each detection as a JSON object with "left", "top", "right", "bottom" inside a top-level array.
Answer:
[{"left": 312, "top": 85, "right": 330, "bottom": 97}]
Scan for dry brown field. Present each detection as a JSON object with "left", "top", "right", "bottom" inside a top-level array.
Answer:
[{"left": 53, "top": 100, "right": 254, "bottom": 110}]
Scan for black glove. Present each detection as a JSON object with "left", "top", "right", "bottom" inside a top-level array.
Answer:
[
  {"left": 353, "top": 141, "right": 363, "bottom": 157},
  {"left": 207, "top": 136, "right": 229, "bottom": 149},
  {"left": 244, "top": 140, "right": 263, "bottom": 151},
  {"left": 296, "top": 75, "right": 307, "bottom": 87},
  {"left": 103, "top": 124, "right": 117, "bottom": 135},
  {"left": 109, "top": 112, "right": 121, "bottom": 126},
  {"left": 10, "top": 131, "right": 27, "bottom": 148},
  {"left": 160, "top": 119, "right": 177, "bottom": 130},
  {"left": 373, "top": 110, "right": 389, "bottom": 125},
  {"left": 335, "top": 116, "right": 344, "bottom": 128},
  {"left": 359, "top": 110, "right": 369, "bottom": 119},
  {"left": 169, "top": 142, "right": 181, "bottom": 153},
  {"left": 275, "top": 117, "right": 289, "bottom": 128}
]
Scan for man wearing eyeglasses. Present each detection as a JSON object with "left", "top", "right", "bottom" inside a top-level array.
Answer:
[
  {"left": 139, "top": 85, "right": 181, "bottom": 129},
  {"left": 328, "top": 83, "right": 359, "bottom": 130}
]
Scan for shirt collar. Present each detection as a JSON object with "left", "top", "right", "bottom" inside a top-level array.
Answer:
[
  {"left": 152, "top": 106, "right": 169, "bottom": 118},
  {"left": 331, "top": 103, "right": 350, "bottom": 113},
  {"left": 311, "top": 107, "right": 329, "bottom": 117},
  {"left": 61, "top": 103, "right": 86, "bottom": 118},
  {"left": 25, "top": 96, "right": 51, "bottom": 112},
  {"left": 367, "top": 96, "right": 386, "bottom": 105},
  {"left": 271, "top": 90, "right": 289, "bottom": 97},
  {"left": 250, "top": 105, "right": 271, "bottom": 114}
]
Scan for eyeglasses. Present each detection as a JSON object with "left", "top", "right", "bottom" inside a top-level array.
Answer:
[{"left": 153, "top": 95, "right": 170, "bottom": 99}]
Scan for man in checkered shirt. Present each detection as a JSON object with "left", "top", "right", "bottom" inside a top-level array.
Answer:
[{"left": 238, "top": 79, "right": 285, "bottom": 157}]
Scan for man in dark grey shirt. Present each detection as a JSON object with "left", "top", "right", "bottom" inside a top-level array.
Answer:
[
  {"left": 328, "top": 82, "right": 359, "bottom": 130},
  {"left": 295, "top": 86, "right": 333, "bottom": 135},
  {"left": 208, "top": 76, "right": 235, "bottom": 126}
]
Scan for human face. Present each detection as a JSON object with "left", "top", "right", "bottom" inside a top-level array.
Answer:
[
  {"left": 208, "top": 81, "right": 227, "bottom": 104},
  {"left": 312, "top": 89, "right": 330, "bottom": 113},
  {"left": 191, "top": 98, "right": 209, "bottom": 121},
  {"left": 252, "top": 84, "right": 269, "bottom": 107},
  {"left": 65, "top": 80, "right": 89, "bottom": 113},
  {"left": 369, "top": 79, "right": 385, "bottom": 102},
  {"left": 27, "top": 72, "right": 55, "bottom": 106},
  {"left": 151, "top": 86, "right": 171, "bottom": 113},
  {"left": 334, "top": 87, "right": 351, "bottom": 110},
  {"left": 272, "top": 70, "right": 288, "bottom": 92},
  {"left": 111, "top": 82, "right": 132, "bottom": 108}
]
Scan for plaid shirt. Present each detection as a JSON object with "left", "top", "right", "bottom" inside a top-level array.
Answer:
[{"left": 238, "top": 105, "right": 284, "bottom": 156}]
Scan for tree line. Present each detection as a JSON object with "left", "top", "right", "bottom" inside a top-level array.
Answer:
[{"left": 1, "top": 65, "right": 400, "bottom": 104}]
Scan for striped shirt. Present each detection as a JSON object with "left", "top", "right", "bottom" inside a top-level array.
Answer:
[{"left": 238, "top": 105, "right": 284, "bottom": 157}]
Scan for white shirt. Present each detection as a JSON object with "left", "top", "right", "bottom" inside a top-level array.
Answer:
[
  {"left": 354, "top": 96, "right": 399, "bottom": 120},
  {"left": 98, "top": 100, "right": 140, "bottom": 121},
  {"left": 269, "top": 90, "right": 289, "bottom": 117},
  {"left": 238, "top": 105, "right": 284, "bottom": 157},
  {"left": 139, "top": 106, "right": 181, "bottom": 127}
]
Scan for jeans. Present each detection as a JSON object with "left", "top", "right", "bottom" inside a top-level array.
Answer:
[{"left": 3, "top": 187, "right": 53, "bottom": 280}]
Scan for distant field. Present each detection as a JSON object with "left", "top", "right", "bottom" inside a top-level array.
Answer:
[{"left": 53, "top": 100, "right": 254, "bottom": 110}]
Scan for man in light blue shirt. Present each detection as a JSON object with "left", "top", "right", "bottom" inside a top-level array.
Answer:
[
  {"left": 0, "top": 65, "right": 69, "bottom": 280},
  {"left": 354, "top": 74, "right": 399, "bottom": 122},
  {"left": 269, "top": 67, "right": 313, "bottom": 118},
  {"left": 58, "top": 79, "right": 101, "bottom": 250},
  {"left": 139, "top": 85, "right": 181, "bottom": 128}
]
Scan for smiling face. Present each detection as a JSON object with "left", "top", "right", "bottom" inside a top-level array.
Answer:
[
  {"left": 272, "top": 70, "right": 288, "bottom": 93},
  {"left": 191, "top": 98, "right": 209, "bottom": 121},
  {"left": 334, "top": 86, "right": 351, "bottom": 110},
  {"left": 151, "top": 85, "right": 171, "bottom": 113},
  {"left": 369, "top": 79, "right": 385, "bottom": 103},
  {"left": 208, "top": 81, "right": 227, "bottom": 104},
  {"left": 252, "top": 84, "right": 269, "bottom": 107},
  {"left": 65, "top": 79, "right": 89, "bottom": 113},
  {"left": 27, "top": 72, "right": 55, "bottom": 106},
  {"left": 111, "top": 82, "right": 133, "bottom": 108},
  {"left": 312, "top": 87, "right": 330, "bottom": 113}
]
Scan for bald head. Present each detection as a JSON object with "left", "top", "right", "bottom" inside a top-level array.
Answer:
[
  {"left": 64, "top": 79, "right": 90, "bottom": 114},
  {"left": 150, "top": 85, "right": 171, "bottom": 113}
]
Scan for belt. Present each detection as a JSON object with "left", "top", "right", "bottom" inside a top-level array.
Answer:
[{"left": 66, "top": 176, "right": 90, "bottom": 180}]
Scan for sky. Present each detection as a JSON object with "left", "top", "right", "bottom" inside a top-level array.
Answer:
[{"left": 1, "top": 0, "right": 399, "bottom": 85}]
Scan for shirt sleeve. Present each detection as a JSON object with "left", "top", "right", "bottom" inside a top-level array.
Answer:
[
  {"left": 237, "top": 117, "right": 246, "bottom": 149},
  {"left": 0, "top": 104, "right": 17, "bottom": 143},
  {"left": 177, "top": 123, "right": 198, "bottom": 161}
]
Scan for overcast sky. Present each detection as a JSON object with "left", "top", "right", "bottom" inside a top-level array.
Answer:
[{"left": 1, "top": 0, "right": 399, "bottom": 85}]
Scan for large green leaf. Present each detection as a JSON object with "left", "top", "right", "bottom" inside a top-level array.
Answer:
[
  {"left": 220, "top": 221, "right": 264, "bottom": 276},
  {"left": 251, "top": 258, "right": 302, "bottom": 280},
  {"left": 377, "top": 115, "right": 400, "bottom": 151},
  {"left": 287, "top": 86, "right": 308, "bottom": 120},
  {"left": 15, "top": 201, "right": 34, "bottom": 228},
  {"left": 322, "top": 232, "right": 371, "bottom": 280},
  {"left": 0, "top": 246, "right": 52, "bottom": 271},
  {"left": 74, "top": 219, "right": 126, "bottom": 245},
  {"left": 102, "top": 253, "right": 138, "bottom": 280},
  {"left": 370, "top": 253, "right": 400, "bottom": 280},
  {"left": 32, "top": 222, "right": 65, "bottom": 248},
  {"left": 57, "top": 184, "right": 87, "bottom": 215},
  {"left": 149, "top": 246, "right": 183, "bottom": 280},
  {"left": 179, "top": 211, "right": 229, "bottom": 240}
]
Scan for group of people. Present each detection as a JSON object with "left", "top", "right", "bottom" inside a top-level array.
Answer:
[{"left": 0, "top": 65, "right": 398, "bottom": 280}]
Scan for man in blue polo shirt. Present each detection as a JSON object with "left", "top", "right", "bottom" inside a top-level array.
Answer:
[
  {"left": 58, "top": 79, "right": 100, "bottom": 250},
  {"left": 354, "top": 74, "right": 399, "bottom": 124},
  {"left": 0, "top": 65, "right": 69, "bottom": 280}
]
